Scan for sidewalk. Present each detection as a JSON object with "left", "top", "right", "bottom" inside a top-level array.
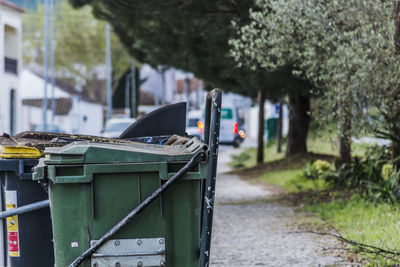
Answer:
[{"left": 209, "top": 145, "right": 352, "bottom": 266}]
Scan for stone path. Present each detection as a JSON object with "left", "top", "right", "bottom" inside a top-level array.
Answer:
[{"left": 209, "top": 146, "right": 352, "bottom": 267}]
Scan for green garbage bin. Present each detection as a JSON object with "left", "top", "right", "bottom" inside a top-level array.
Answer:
[
  {"left": 0, "top": 131, "right": 151, "bottom": 267},
  {"left": 265, "top": 117, "right": 278, "bottom": 142},
  {"left": 34, "top": 136, "right": 208, "bottom": 267}
]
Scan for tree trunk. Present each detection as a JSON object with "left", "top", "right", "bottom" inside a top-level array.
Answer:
[
  {"left": 392, "top": 139, "right": 400, "bottom": 169},
  {"left": 130, "top": 67, "right": 140, "bottom": 118},
  {"left": 394, "top": 1, "right": 400, "bottom": 55},
  {"left": 276, "top": 99, "right": 283, "bottom": 153},
  {"left": 286, "top": 94, "right": 310, "bottom": 155},
  {"left": 339, "top": 116, "right": 352, "bottom": 164},
  {"left": 338, "top": 86, "right": 352, "bottom": 164},
  {"left": 257, "top": 90, "right": 265, "bottom": 164}
]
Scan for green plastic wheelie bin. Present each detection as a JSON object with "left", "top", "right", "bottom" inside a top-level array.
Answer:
[
  {"left": 0, "top": 131, "right": 151, "bottom": 267},
  {"left": 265, "top": 117, "right": 278, "bottom": 142},
  {"left": 33, "top": 89, "right": 222, "bottom": 267}
]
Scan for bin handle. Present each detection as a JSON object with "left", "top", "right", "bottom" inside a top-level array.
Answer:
[
  {"left": 200, "top": 89, "right": 222, "bottom": 267},
  {"left": 68, "top": 151, "right": 205, "bottom": 267}
]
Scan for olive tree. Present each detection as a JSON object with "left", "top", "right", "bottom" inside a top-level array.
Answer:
[{"left": 231, "top": 0, "right": 400, "bottom": 163}]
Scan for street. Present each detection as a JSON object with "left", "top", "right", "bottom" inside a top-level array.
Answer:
[{"left": 210, "top": 145, "right": 351, "bottom": 266}]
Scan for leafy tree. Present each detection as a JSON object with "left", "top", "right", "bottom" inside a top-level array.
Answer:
[
  {"left": 69, "top": 0, "right": 314, "bottom": 162},
  {"left": 231, "top": 0, "right": 400, "bottom": 163},
  {"left": 23, "top": 1, "right": 132, "bottom": 103}
]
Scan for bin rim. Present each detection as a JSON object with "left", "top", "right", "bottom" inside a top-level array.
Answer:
[{"left": 41, "top": 136, "right": 207, "bottom": 165}]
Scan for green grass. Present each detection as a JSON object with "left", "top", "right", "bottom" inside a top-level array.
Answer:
[
  {"left": 304, "top": 195, "right": 400, "bottom": 266},
  {"left": 230, "top": 124, "right": 392, "bottom": 265},
  {"left": 230, "top": 126, "right": 369, "bottom": 169},
  {"left": 255, "top": 168, "right": 330, "bottom": 193},
  {"left": 229, "top": 143, "right": 285, "bottom": 169}
]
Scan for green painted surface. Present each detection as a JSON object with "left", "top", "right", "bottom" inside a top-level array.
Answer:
[
  {"left": 49, "top": 171, "right": 203, "bottom": 266},
  {"left": 43, "top": 140, "right": 204, "bottom": 165},
  {"left": 265, "top": 118, "right": 278, "bottom": 141},
  {"left": 38, "top": 141, "right": 207, "bottom": 266}
]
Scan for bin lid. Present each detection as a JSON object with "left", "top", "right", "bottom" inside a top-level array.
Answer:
[
  {"left": 0, "top": 146, "right": 41, "bottom": 159},
  {"left": 0, "top": 131, "right": 136, "bottom": 154},
  {"left": 43, "top": 135, "right": 206, "bottom": 165}
]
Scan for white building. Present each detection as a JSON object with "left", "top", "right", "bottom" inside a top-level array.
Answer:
[
  {"left": 0, "top": 0, "right": 23, "bottom": 136},
  {"left": 20, "top": 69, "right": 104, "bottom": 135},
  {"left": 140, "top": 64, "right": 177, "bottom": 105}
]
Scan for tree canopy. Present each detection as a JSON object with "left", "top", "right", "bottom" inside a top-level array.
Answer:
[
  {"left": 68, "top": 0, "right": 310, "bottom": 100},
  {"left": 23, "top": 2, "right": 132, "bottom": 102},
  {"left": 231, "top": 0, "right": 400, "bottom": 159}
]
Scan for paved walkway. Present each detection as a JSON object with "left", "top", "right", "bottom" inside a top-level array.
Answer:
[{"left": 209, "top": 145, "right": 351, "bottom": 267}]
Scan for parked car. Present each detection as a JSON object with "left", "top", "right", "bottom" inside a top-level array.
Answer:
[
  {"left": 101, "top": 117, "right": 136, "bottom": 138},
  {"left": 219, "top": 106, "right": 244, "bottom": 148},
  {"left": 186, "top": 110, "right": 204, "bottom": 139}
]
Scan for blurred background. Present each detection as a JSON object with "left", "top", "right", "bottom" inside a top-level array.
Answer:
[{"left": 0, "top": 0, "right": 286, "bottom": 145}]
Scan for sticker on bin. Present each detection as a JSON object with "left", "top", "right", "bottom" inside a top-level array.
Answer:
[{"left": 5, "top": 191, "right": 20, "bottom": 257}]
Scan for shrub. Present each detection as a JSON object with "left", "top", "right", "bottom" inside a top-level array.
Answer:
[
  {"left": 381, "top": 164, "right": 393, "bottom": 181},
  {"left": 314, "top": 160, "right": 331, "bottom": 172},
  {"left": 316, "top": 145, "right": 400, "bottom": 203},
  {"left": 231, "top": 152, "right": 251, "bottom": 168},
  {"left": 363, "top": 168, "right": 400, "bottom": 203},
  {"left": 303, "top": 160, "right": 332, "bottom": 181}
]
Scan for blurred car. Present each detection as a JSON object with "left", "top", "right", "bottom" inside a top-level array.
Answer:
[
  {"left": 186, "top": 110, "right": 204, "bottom": 139},
  {"left": 32, "top": 124, "right": 64, "bottom": 133},
  {"left": 101, "top": 117, "right": 136, "bottom": 138},
  {"left": 219, "top": 106, "right": 244, "bottom": 148}
]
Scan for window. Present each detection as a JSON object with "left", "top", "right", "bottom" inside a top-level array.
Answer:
[{"left": 221, "top": 108, "right": 233, "bottom": 119}]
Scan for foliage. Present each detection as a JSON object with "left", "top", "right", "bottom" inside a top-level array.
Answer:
[
  {"left": 256, "top": 169, "right": 329, "bottom": 193},
  {"left": 332, "top": 146, "right": 391, "bottom": 187},
  {"left": 314, "top": 160, "right": 331, "bottom": 172},
  {"left": 230, "top": 0, "right": 400, "bottom": 159},
  {"left": 302, "top": 160, "right": 332, "bottom": 181},
  {"left": 362, "top": 169, "right": 400, "bottom": 204},
  {"left": 68, "top": 0, "right": 313, "bottom": 100},
  {"left": 230, "top": 123, "right": 369, "bottom": 170},
  {"left": 302, "top": 145, "right": 400, "bottom": 203},
  {"left": 23, "top": 2, "right": 132, "bottom": 102},
  {"left": 230, "top": 152, "right": 251, "bottom": 168},
  {"left": 381, "top": 164, "right": 393, "bottom": 181},
  {"left": 305, "top": 195, "right": 400, "bottom": 265}
]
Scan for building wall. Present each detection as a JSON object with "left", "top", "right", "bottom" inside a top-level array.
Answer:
[
  {"left": 0, "top": 5, "right": 22, "bottom": 135},
  {"left": 21, "top": 100, "right": 104, "bottom": 136},
  {"left": 20, "top": 70, "right": 70, "bottom": 98},
  {"left": 69, "top": 98, "right": 103, "bottom": 135},
  {"left": 20, "top": 69, "right": 104, "bottom": 135},
  {"left": 140, "top": 64, "right": 177, "bottom": 105}
]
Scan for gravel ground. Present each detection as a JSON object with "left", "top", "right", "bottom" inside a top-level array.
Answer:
[{"left": 209, "top": 145, "right": 352, "bottom": 267}]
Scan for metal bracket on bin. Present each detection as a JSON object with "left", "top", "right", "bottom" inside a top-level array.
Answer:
[{"left": 90, "top": 238, "right": 166, "bottom": 267}]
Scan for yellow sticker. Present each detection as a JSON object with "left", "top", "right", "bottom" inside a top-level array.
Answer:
[
  {"left": 7, "top": 215, "right": 18, "bottom": 232},
  {"left": 5, "top": 191, "right": 20, "bottom": 257}
]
